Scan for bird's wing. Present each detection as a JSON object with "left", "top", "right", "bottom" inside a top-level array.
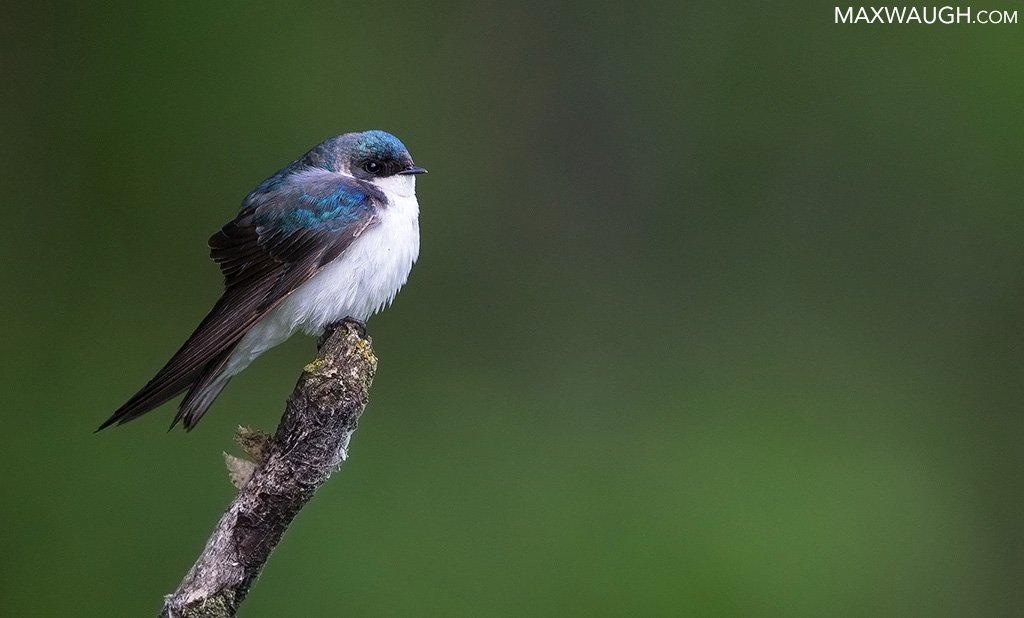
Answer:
[{"left": 99, "top": 170, "right": 385, "bottom": 429}]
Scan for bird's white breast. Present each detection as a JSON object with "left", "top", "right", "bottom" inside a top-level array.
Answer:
[{"left": 227, "top": 176, "right": 419, "bottom": 369}]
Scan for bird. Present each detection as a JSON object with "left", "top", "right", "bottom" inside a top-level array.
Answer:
[{"left": 99, "top": 130, "right": 426, "bottom": 431}]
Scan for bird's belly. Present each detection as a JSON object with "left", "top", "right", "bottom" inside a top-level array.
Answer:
[
  {"left": 286, "top": 192, "right": 420, "bottom": 331},
  {"left": 230, "top": 191, "right": 420, "bottom": 371}
]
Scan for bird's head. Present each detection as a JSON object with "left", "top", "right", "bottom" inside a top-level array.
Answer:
[{"left": 333, "top": 130, "right": 426, "bottom": 196}]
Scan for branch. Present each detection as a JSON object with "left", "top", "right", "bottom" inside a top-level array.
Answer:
[{"left": 158, "top": 320, "right": 377, "bottom": 618}]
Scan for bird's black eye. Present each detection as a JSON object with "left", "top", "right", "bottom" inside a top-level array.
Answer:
[{"left": 362, "top": 160, "right": 382, "bottom": 174}]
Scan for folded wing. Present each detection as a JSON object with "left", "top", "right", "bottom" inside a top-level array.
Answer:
[{"left": 99, "top": 170, "right": 385, "bottom": 430}]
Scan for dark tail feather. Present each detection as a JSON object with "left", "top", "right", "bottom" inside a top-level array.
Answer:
[
  {"left": 171, "top": 346, "right": 236, "bottom": 432},
  {"left": 98, "top": 344, "right": 238, "bottom": 432},
  {"left": 96, "top": 370, "right": 202, "bottom": 431}
]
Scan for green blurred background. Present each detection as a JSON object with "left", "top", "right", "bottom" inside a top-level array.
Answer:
[{"left": 2, "top": 1, "right": 1022, "bottom": 616}]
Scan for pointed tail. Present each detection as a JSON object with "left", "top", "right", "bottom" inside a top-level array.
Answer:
[
  {"left": 97, "top": 345, "right": 238, "bottom": 432},
  {"left": 171, "top": 349, "right": 235, "bottom": 431}
]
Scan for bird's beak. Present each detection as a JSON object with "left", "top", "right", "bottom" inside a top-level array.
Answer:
[{"left": 398, "top": 166, "right": 428, "bottom": 175}]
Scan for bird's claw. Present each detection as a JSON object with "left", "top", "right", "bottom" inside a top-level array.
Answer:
[
  {"left": 318, "top": 317, "right": 369, "bottom": 347},
  {"left": 341, "top": 316, "right": 368, "bottom": 339}
]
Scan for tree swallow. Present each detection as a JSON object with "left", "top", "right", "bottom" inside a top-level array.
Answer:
[{"left": 99, "top": 130, "right": 426, "bottom": 431}]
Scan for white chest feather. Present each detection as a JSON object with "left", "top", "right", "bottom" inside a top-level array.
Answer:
[
  {"left": 283, "top": 187, "right": 419, "bottom": 330},
  {"left": 229, "top": 178, "right": 419, "bottom": 368}
]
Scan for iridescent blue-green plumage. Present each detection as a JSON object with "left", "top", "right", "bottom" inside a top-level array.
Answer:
[{"left": 253, "top": 184, "right": 375, "bottom": 232}]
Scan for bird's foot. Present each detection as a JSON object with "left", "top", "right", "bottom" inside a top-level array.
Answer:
[
  {"left": 320, "top": 316, "right": 369, "bottom": 347},
  {"left": 342, "top": 316, "right": 368, "bottom": 338}
]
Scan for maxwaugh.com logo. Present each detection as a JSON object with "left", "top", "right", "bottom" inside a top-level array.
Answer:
[{"left": 835, "top": 6, "right": 1017, "bottom": 23}]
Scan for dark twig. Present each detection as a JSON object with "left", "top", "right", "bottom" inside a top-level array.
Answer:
[{"left": 158, "top": 320, "right": 377, "bottom": 618}]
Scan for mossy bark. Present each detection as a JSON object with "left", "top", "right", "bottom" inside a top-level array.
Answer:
[{"left": 158, "top": 320, "right": 377, "bottom": 618}]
